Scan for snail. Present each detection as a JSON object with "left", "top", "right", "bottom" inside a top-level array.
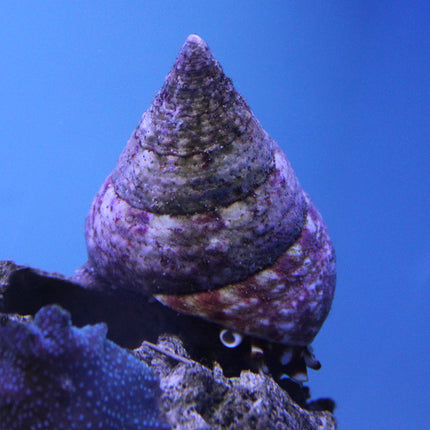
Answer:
[{"left": 73, "top": 34, "right": 336, "bottom": 381}]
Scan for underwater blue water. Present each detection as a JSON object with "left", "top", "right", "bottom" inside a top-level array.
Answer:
[{"left": 1, "top": 1, "right": 429, "bottom": 428}]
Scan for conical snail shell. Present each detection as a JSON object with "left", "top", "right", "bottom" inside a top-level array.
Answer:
[{"left": 85, "top": 34, "right": 336, "bottom": 347}]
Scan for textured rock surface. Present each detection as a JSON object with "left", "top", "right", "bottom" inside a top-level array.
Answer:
[
  {"left": 0, "top": 304, "right": 168, "bottom": 430},
  {"left": 0, "top": 261, "right": 336, "bottom": 429},
  {"left": 136, "top": 336, "right": 336, "bottom": 430}
]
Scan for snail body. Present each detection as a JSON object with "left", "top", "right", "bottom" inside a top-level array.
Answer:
[{"left": 83, "top": 35, "right": 335, "bottom": 372}]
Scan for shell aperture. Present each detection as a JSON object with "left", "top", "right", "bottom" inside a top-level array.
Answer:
[{"left": 85, "top": 34, "right": 336, "bottom": 348}]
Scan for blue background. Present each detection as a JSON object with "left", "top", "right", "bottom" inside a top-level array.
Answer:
[{"left": 1, "top": 2, "right": 429, "bottom": 428}]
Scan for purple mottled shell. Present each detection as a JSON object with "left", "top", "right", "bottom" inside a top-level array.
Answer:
[{"left": 85, "top": 34, "right": 336, "bottom": 346}]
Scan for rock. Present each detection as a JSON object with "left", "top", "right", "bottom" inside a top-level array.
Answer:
[
  {"left": 0, "top": 261, "right": 336, "bottom": 429},
  {"left": 0, "top": 304, "right": 168, "bottom": 430},
  {"left": 136, "top": 337, "right": 336, "bottom": 430}
]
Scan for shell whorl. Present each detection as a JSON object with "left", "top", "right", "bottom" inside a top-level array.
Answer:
[
  {"left": 85, "top": 34, "right": 336, "bottom": 346},
  {"left": 112, "top": 34, "right": 276, "bottom": 216}
]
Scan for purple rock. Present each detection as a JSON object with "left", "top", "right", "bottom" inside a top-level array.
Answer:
[{"left": 0, "top": 305, "right": 169, "bottom": 430}]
